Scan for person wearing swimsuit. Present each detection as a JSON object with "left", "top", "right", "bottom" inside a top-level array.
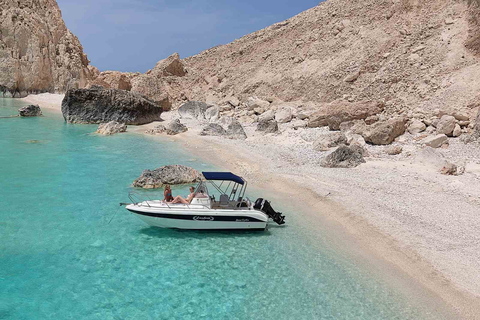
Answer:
[{"left": 164, "top": 184, "right": 174, "bottom": 202}]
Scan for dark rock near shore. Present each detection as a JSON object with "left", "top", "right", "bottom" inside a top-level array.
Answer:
[
  {"left": 320, "top": 145, "right": 366, "bottom": 168},
  {"left": 200, "top": 123, "right": 228, "bottom": 136},
  {"left": 61, "top": 87, "right": 162, "bottom": 125},
  {"left": 133, "top": 165, "right": 202, "bottom": 189},
  {"left": 226, "top": 119, "right": 247, "bottom": 139},
  {"left": 19, "top": 105, "right": 42, "bottom": 117}
]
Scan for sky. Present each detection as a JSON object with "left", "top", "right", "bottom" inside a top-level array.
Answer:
[{"left": 56, "top": 0, "right": 320, "bottom": 73}]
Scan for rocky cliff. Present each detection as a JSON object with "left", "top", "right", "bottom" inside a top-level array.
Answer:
[
  {"left": 0, "top": 0, "right": 92, "bottom": 96},
  {"left": 90, "top": 0, "right": 480, "bottom": 129}
]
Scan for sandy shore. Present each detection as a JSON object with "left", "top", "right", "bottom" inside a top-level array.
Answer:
[
  {"left": 21, "top": 93, "right": 64, "bottom": 113},
  {"left": 133, "top": 113, "right": 480, "bottom": 319},
  {"left": 19, "top": 94, "right": 480, "bottom": 318}
]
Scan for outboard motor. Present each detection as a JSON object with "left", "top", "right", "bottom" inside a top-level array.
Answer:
[{"left": 254, "top": 198, "right": 285, "bottom": 225}]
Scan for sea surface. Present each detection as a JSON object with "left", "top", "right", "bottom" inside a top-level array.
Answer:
[{"left": 0, "top": 99, "right": 444, "bottom": 319}]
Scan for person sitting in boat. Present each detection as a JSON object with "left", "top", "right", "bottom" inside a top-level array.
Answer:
[
  {"left": 163, "top": 184, "right": 174, "bottom": 203},
  {"left": 171, "top": 186, "right": 195, "bottom": 204}
]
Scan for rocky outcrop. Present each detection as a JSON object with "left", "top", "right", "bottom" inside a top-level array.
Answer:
[
  {"left": 178, "top": 101, "right": 211, "bottom": 120},
  {"left": 89, "top": 71, "right": 137, "bottom": 91},
  {"left": 133, "top": 165, "right": 202, "bottom": 189},
  {"left": 95, "top": 121, "right": 127, "bottom": 135},
  {"left": 61, "top": 87, "right": 162, "bottom": 125},
  {"left": 363, "top": 118, "right": 406, "bottom": 145},
  {"left": 313, "top": 132, "right": 347, "bottom": 151},
  {"left": 320, "top": 145, "right": 366, "bottom": 168},
  {"left": 0, "top": 0, "right": 92, "bottom": 95},
  {"left": 308, "top": 101, "right": 384, "bottom": 130},
  {"left": 18, "top": 105, "right": 42, "bottom": 117},
  {"left": 145, "top": 119, "right": 187, "bottom": 136},
  {"left": 148, "top": 53, "right": 186, "bottom": 77}
]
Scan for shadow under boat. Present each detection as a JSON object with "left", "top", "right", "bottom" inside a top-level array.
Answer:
[{"left": 138, "top": 226, "right": 280, "bottom": 239}]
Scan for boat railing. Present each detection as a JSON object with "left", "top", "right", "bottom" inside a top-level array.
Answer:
[{"left": 128, "top": 191, "right": 153, "bottom": 208}]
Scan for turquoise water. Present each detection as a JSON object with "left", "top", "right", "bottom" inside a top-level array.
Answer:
[{"left": 0, "top": 100, "right": 442, "bottom": 319}]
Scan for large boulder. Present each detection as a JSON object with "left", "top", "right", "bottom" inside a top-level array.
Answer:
[
  {"left": 226, "top": 119, "right": 247, "bottom": 140},
  {"left": 19, "top": 105, "right": 42, "bottom": 117},
  {"left": 178, "top": 101, "right": 211, "bottom": 120},
  {"left": 436, "top": 115, "right": 456, "bottom": 136},
  {"left": 133, "top": 165, "right": 202, "bottom": 189},
  {"left": 407, "top": 119, "right": 426, "bottom": 134},
  {"left": 61, "top": 87, "right": 162, "bottom": 125},
  {"left": 256, "top": 120, "right": 278, "bottom": 133},
  {"left": 95, "top": 121, "right": 127, "bottom": 135},
  {"left": 363, "top": 118, "right": 406, "bottom": 145},
  {"left": 308, "top": 100, "right": 384, "bottom": 130},
  {"left": 320, "top": 145, "right": 366, "bottom": 168},
  {"left": 200, "top": 123, "right": 228, "bottom": 136},
  {"left": 313, "top": 132, "right": 347, "bottom": 151}
]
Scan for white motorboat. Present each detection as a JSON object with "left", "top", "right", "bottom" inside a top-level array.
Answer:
[{"left": 122, "top": 172, "right": 285, "bottom": 230}]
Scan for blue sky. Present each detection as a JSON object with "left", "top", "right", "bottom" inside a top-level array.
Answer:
[{"left": 56, "top": 0, "right": 320, "bottom": 73}]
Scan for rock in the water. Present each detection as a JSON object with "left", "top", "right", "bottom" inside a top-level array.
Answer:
[
  {"left": 363, "top": 118, "right": 405, "bottom": 145},
  {"left": 62, "top": 87, "right": 162, "bottom": 125},
  {"left": 436, "top": 115, "right": 456, "bottom": 136},
  {"left": 178, "top": 101, "right": 211, "bottom": 120},
  {"left": 256, "top": 120, "right": 278, "bottom": 133},
  {"left": 200, "top": 123, "right": 228, "bottom": 136},
  {"left": 19, "top": 105, "right": 42, "bottom": 117},
  {"left": 226, "top": 119, "right": 247, "bottom": 140},
  {"left": 320, "top": 145, "right": 366, "bottom": 168},
  {"left": 146, "top": 119, "right": 188, "bottom": 135},
  {"left": 386, "top": 145, "right": 403, "bottom": 155},
  {"left": 407, "top": 119, "right": 426, "bottom": 134},
  {"left": 133, "top": 165, "right": 202, "bottom": 189},
  {"left": 422, "top": 134, "right": 448, "bottom": 148},
  {"left": 313, "top": 132, "right": 347, "bottom": 151},
  {"left": 308, "top": 100, "right": 384, "bottom": 130},
  {"left": 275, "top": 107, "right": 293, "bottom": 123},
  {"left": 96, "top": 121, "right": 127, "bottom": 135}
]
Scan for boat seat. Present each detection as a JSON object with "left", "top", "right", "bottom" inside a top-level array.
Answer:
[{"left": 219, "top": 194, "right": 229, "bottom": 206}]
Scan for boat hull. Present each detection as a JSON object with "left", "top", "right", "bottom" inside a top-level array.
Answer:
[{"left": 126, "top": 202, "right": 268, "bottom": 230}]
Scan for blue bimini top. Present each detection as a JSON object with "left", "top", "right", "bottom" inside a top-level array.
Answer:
[{"left": 202, "top": 172, "right": 245, "bottom": 185}]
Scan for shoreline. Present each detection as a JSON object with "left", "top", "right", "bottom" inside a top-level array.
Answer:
[{"left": 19, "top": 93, "right": 480, "bottom": 318}]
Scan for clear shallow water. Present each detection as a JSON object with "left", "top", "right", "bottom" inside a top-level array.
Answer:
[{"left": 0, "top": 100, "right": 441, "bottom": 319}]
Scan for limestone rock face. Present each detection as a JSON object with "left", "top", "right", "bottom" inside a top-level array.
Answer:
[
  {"left": 363, "top": 118, "right": 406, "bottom": 145},
  {"left": 133, "top": 165, "right": 201, "bottom": 189},
  {"left": 95, "top": 121, "right": 127, "bottom": 135},
  {"left": 0, "top": 0, "right": 92, "bottom": 95},
  {"left": 18, "top": 105, "right": 42, "bottom": 117},
  {"left": 89, "top": 71, "right": 136, "bottom": 91},
  {"left": 149, "top": 53, "right": 186, "bottom": 77},
  {"left": 61, "top": 87, "right": 162, "bottom": 125},
  {"left": 320, "top": 145, "right": 366, "bottom": 168},
  {"left": 308, "top": 101, "right": 384, "bottom": 130}
]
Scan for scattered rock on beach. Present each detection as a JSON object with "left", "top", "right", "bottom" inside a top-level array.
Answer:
[
  {"left": 308, "top": 100, "right": 384, "bottom": 130},
  {"left": 275, "top": 107, "right": 293, "bottom": 123},
  {"left": 256, "top": 119, "right": 278, "bottom": 133},
  {"left": 436, "top": 115, "right": 456, "bottom": 136},
  {"left": 320, "top": 145, "right": 366, "bottom": 168},
  {"left": 226, "top": 119, "right": 247, "bottom": 140},
  {"left": 19, "top": 105, "right": 42, "bottom": 117},
  {"left": 245, "top": 97, "right": 270, "bottom": 111},
  {"left": 205, "top": 106, "right": 220, "bottom": 122},
  {"left": 145, "top": 119, "right": 188, "bottom": 136},
  {"left": 386, "top": 145, "right": 403, "bottom": 155},
  {"left": 133, "top": 165, "right": 202, "bottom": 189},
  {"left": 200, "top": 123, "right": 228, "bottom": 136},
  {"left": 407, "top": 119, "right": 426, "bottom": 134},
  {"left": 440, "top": 162, "right": 464, "bottom": 176},
  {"left": 62, "top": 87, "right": 162, "bottom": 125},
  {"left": 363, "top": 117, "right": 405, "bottom": 145},
  {"left": 259, "top": 109, "right": 275, "bottom": 122},
  {"left": 313, "top": 132, "right": 347, "bottom": 151},
  {"left": 96, "top": 121, "right": 127, "bottom": 135},
  {"left": 422, "top": 134, "right": 448, "bottom": 148},
  {"left": 178, "top": 101, "right": 211, "bottom": 120}
]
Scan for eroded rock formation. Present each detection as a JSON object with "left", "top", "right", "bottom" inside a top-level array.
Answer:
[{"left": 0, "top": 0, "right": 93, "bottom": 96}]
